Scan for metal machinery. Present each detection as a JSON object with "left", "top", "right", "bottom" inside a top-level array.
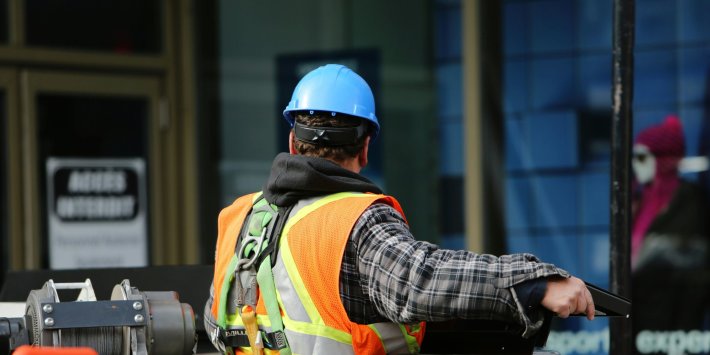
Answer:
[{"left": 1, "top": 279, "right": 196, "bottom": 355}]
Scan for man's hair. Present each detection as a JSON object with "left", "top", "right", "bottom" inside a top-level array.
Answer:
[{"left": 292, "top": 112, "right": 368, "bottom": 162}]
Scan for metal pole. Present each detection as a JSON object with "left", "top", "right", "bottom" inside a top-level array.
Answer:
[{"left": 610, "top": 0, "right": 634, "bottom": 354}]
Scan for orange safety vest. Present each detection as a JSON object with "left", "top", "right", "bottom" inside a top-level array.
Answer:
[{"left": 211, "top": 192, "right": 426, "bottom": 354}]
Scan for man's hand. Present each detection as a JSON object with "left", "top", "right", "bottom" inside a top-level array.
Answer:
[{"left": 541, "top": 276, "right": 595, "bottom": 320}]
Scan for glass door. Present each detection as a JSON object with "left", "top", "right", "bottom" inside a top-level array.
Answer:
[
  {"left": 0, "top": 68, "right": 15, "bottom": 287},
  {"left": 0, "top": 83, "right": 5, "bottom": 287},
  {"left": 21, "top": 71, "right": 163, "bottom": 269}
]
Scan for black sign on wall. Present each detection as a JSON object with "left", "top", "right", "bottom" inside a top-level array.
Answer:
[{"left": 52, "top": 167, "right": 140, "bottom": 221}]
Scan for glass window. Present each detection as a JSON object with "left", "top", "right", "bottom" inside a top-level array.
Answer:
[
  {"left": 435, "top": 0, "right": 464, "bottom": 250},
  {"left": 679, "top": 46, "right": 710, "bottom": 105},
  {"left": 435, "top": 6, "right": 462, "bottom": 60},
  {"left": 530, "top": 174, "right": 579, "bottom": 228},
  {"left": 526, "top": 111, "right": 578, "bottom": 169},
  {"left": 504, "top": 0, "right": 710, "bottom": 353},
  {"left": 503, "top": 0, "right": 613, "bottom": 351},
  {"left": 529, "top": 0, "right": 575, "bottom": 53},
  {"left": 439, "top": 120, "right": 464, "bottom": 176},
  {"left": 25, "top": 0, "right": 162, "bottom": 54},
  {"left": 630, "top": 113, "right": 710, "bottom": 351},
  {"left": 504, "top": 59, "right": 527, "bottom": 113},
  {"left": 0, "top": 92, "right": 6, "bottom": 288},
  {"left": 634, "top": 49, "right": 677, "bottom": 109},
  {"left": 36, "top": 94, "right": 149, "bottom": 268},
  {"left": 577, "top": 0, "right": 612, "bottom": 51},
  {"left": 503, "top": 1, "right": 527, "bottom": 55},
  {"left": 635, "top": 0, "right": 676, "bottom": 47},
  {"left": 36, "top": 95, "right": 148, "bottom": 158},
  {"left": 436, "top": 63, "right": 463, "bottom": 120},
  {"left": 0, "top": 0, "right": 7, "bottom": 44},
  {"left": 505, "top": 114, "right": 528, "bottom": 172},
  {"left": 679, "top": 106, "right": 704, "bottom": 159},
  {"left": 535, "top": 232, "right": 581, "bottom": 274},
  {"left": 679, "top": 0, "right": 710, "bottom": 43},
  {"left": 578, "top": 54, "right": 612, "bottom": 109},
  {"left": 506, "top": 175, "right": 533, "bottom": 230},
  {"left": 580, "top": 171, "right": 610, "bottom": 227},
  {"left": 438, "top": 175, "right": 464, "bottom": 250},
  {"left": 530, "top": 57, "right": 575, "bottom": 110}
]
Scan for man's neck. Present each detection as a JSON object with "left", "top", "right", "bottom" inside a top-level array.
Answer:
[{"left": 327, "top": 157, "right": 361, "bottom": 174}]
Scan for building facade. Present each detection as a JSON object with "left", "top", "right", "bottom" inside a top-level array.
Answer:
[{"left": 1, "top": 1, "right": 709, "bottom": 354}]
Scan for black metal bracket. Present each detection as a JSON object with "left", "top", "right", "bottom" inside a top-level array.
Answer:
[{"left": 40, "top": 300, "right": 146, "bottom": 329}]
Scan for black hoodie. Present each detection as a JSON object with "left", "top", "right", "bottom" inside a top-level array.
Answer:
[{"left": 262, "top": 153, "right": 382, "bottom": 207}]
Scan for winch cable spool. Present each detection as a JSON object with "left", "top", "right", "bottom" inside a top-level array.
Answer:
[{"left": 21, "top": 279, "right": 195, "bottom": 355}]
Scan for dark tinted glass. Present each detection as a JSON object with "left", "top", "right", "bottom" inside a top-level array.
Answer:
[
  {"left": 37, "top": 95, "right": 148, "bottom": 158},
  {"left": 0, "top": 93, "right": 6, "bottom": 288},
  {"left": 0, "top": 0, "right": 7, "bottom": 44},
  {"left": 25, "top": 0, "right": 161, "bottom": 54},
  {"left": 36, "top": 94, "right": 149, "bottom": 267}
]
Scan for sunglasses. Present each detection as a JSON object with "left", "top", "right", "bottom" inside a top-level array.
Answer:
[{"left": 633, "top": 152, "right": 650, "bottom": 163}]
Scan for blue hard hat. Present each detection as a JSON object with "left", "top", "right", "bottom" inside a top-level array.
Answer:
[{"left": 283, "top": 64, "right": 380, "bottom": 139}]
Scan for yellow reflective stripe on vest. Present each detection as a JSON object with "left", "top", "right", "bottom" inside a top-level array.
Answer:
[
  {"left": 277, "top": 249, "right": 352, "bottom": 345},
  {"left": 282, "top": 192, "right": 374, "bottom": 233},
  {"left": 273, "top": 250, "right": 310, "bottom": 323},
  {"left": 368, "top": 323, "right": 411, "bottom": 354},
  {"left": 275, "top": 192, "right": 379, "bottom": 346},
  {"left": 399, "top": 324, "right": 422, "bottom": 353},
  {"left": 284, "top": 328, "right": 354, "bottom": 354},
  {"left": 278, "top": 192, "right": 375, "bottom": 327}
]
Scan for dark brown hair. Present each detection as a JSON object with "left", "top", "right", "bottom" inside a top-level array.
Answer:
[{"left": 292, "top": 112, "right": 367, "bottom": 163}]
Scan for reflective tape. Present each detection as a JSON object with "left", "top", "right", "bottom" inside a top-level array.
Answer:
[
  {"left": 285, "top": 328, "right": 354, "bottom": 354},
  {"left": 273, "top": 253, "right": 310, "bottom": 323},
  {"left": 371, "top": 323, "right": 410, "bottom": 354}
]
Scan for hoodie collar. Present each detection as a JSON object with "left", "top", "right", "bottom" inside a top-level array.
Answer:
[{"left": 262, "top": 153, "right": 382, "bottom": 206}]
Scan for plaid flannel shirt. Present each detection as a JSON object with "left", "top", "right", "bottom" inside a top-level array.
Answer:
[{"left": 341, "top": 202, "right": 568, "bottom": 336}]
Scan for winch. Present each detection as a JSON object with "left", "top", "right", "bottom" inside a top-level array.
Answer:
[{"left": 0, "top": 278, "right": 196, "bottom": 355}]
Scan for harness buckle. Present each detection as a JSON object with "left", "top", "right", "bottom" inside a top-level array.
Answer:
[{"left": 232, "top": 266, "right": 258, "bottom": 309}]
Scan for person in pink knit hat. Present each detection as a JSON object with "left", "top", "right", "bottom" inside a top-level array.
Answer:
[{"left": 631, "top": 115, "right": 710, "bottom": 345}]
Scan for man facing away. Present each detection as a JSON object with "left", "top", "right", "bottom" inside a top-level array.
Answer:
[{"left": 204, "top": 64, "right": 594, "bottom": 354}]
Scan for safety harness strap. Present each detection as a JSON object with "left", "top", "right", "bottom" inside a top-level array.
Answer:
[
  {"left": 226, "top": 194, "right": 292, "bottom": 353},
  {"left": 220, "top": 329, "right": 289, "bottom": 350},
  {"left": 257, "top": 205, "right": 293, "bottom": 268},
  {"left": 217, "top": 254, "right": 239, "bottom": 328},
  {"left": 257, "top": 256, "right": 291, "bottom": 353}
]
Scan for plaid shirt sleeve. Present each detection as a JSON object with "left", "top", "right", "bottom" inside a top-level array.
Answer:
[{"left": 351, "top": 202, "right": 569, "bottom": 337}]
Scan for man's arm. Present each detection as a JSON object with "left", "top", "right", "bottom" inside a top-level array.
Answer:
[
  {"left": 514, "top": 276, "right": 595, "bottom": 320},
  {"left": 352, "top": 203, "right": 593, "bottom": 336}
]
